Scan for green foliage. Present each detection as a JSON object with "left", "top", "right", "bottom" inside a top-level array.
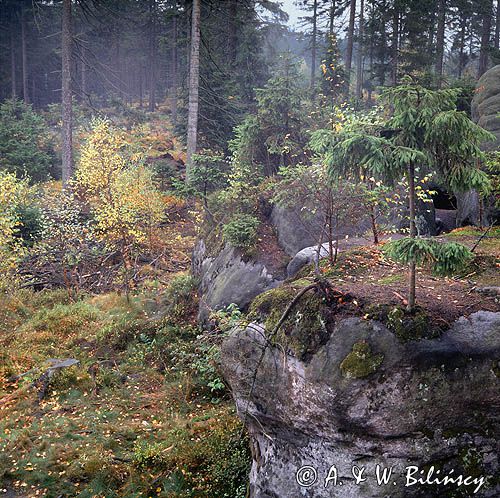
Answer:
[
  {"left": 0, "top": 171, "right": 37, "bottom": 289},
  {"left": 162, "top": 274, "right": 198, "bottom": 322},
  {"left": 13, "top": 204, "right": 43, "bottom": 247},
  {"left": 134, "top": 414, "right": 250, "bottom": 497},
  {"left": 484, "top": 151, "right": 500, "bottom": 208},
  {"left": 319, "top": 34, "right": 347, "bottom": 100},
  {"left": 187, "top": 150, "right": 229, "bottom": 202},
  {"left": 0, "top": 100, "right": 55, "bottom": 182},
  {"left": 230, "top": 55, "right": 309, "bottom": 176},
  {"left": 383, "top": 237, "right": 474, "bottom": 276},
  {"left": 222, "top": 214, "right": 260, "bottom": 250}
]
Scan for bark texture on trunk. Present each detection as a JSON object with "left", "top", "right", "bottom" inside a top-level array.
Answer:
[
  {"left": 21, "top": 8, "right": 29, "bottom": 104},
  {"left": 148, "top": 0, "right": 157, "bottom": 112},
  {"left": 478, "top": 0, "right": 493, "bottom": 77},
  {"left": 345, "top": 0, "right": 356, "bottom": 91},
  {"left": 62, "top": 0, "right": 73, "bottom": 187},
  {"left": 10, "top": 17, "right": 17, "bottom": 99},
  {"left": 228, "top": 0, "right": 238, "bottom": 65},
  {"left": 81, "top": 38, "right": 88, "bottom": 100},
  {"left": 171, "top": 13, "right": 178, "bottom": 124},
  {"left": 434, "top": 0, "right": 446, "bottom": 87},
  {"left": 407, "top": 163, "right": 416, "bottom": 311},
  {"left": 457, "top": 15, "right": 466, "bottom": 78},
  {"left": 329, "top": 0, "right": 336, "bottom": 36},
  {"left": 186, "top": 0, "right": 201, "bottom": 180},
  {"left": 494, "top": 0, "right": 500, "bottom": 49},
  {"left": 391, "top": 5, "right": 399, "bottom": 86},
  {"left": 310, "top": 0, "right": 318, "bottom": 96},
  {"left": 355, "top": 0, "right": 365, "bottom": 100}
]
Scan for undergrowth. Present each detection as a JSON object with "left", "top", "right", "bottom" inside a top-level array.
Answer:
[{"left": 0, "top": 280, "right": 250, "bottom": 497}]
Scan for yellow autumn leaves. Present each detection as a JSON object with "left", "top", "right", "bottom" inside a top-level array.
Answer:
[
  {"left": 76, "top": 118, "right": 165, "bottom": 249},
  {"left": 0, "top": 172, "right": 32, "bottom": 286}
]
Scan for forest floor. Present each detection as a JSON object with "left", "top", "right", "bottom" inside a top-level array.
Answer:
[
  {"left": 0, "top": 204, "right": 250, "bottom": 497},
  {"left": 1, "top": 184, "right": 498, "bottom": 497},
  {"left": 294, "top": 226, "right": 500, "bottom": 327}
]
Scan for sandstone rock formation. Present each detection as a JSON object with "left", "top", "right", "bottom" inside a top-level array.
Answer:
[
  {"left": 472, "top": 64, "right": 500, "bottom": 152},
  {"left": 458, "top": 64, "right": 500, "bottom": 226},
  {"left": 193, "top": 239, "right": 282, "bottom": 323},
  {"left": 220, "top": 312, "right": 500, "bottom": 497}
]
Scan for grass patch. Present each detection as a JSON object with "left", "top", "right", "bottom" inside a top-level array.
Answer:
[{"left": 0, "top": 286, "right": 250, "bottom": 497}]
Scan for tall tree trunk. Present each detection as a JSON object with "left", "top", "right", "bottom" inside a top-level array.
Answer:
[
  {"left": 495, "top": 0, "right": 500, "bottom": 49},
  {"left": 148, "top": 0, "right": 157, "bottom": 112},
  {"left": 186, "top": 0, "right": 201, "bottom": 180},
  {"left": 458, "top": 15, "right": 466, "bottom": 78},
  {"left": 310, "top": 0, "right": 318, "bottom": 97},
  {"left": 435, "top": 0, "right": 446, "bottom": 87},
  {"left": 10, "top": 17, "right": 17, "bottom": 99},
  {"left": 228, "top": 0, "right": 238, "bottom": 65},
  {"left": 171, "top": 13, "right": 178, "bottom": 124},
  {"left": 81, "top": 38, "right": 88, "bottom": 100},
  {"left": 21, "top": 7, "right": 29, "bottom": 104},
  {"left": 478, "top": 0, "right": 493, "bottom": 77},
  {"left": 329, "top": 0, "right": 336, "bottom": 36},
  {"left": 356, "top": 0, "right": 365, "bottom": 100},
  {"left": 407, "top": 163, "right": 416, "bottom": 311},
  {"left": 345, "top": 0, "right": 356, "bottom": 91},
  {"left": 391, "top": 3, "right": 399, "bottom": 86},
  {"left": 61, "top": 0, "right": 73, "bottom": 187},
  {"left": 139, "top": 68, "right": 143, "bottom": 108}
]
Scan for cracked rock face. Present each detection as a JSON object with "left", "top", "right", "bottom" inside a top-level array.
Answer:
[{"left": 220, "top": 312, "right": 500, "bottom": 498}]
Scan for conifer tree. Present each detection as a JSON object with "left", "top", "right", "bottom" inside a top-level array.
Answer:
[{"left": 318, "top": 78, "right": 493, "bottom": 310}]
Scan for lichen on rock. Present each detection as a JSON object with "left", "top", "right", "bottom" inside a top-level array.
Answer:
[{"left": 248, "top": 282, "right": 331, "bottom": 360}]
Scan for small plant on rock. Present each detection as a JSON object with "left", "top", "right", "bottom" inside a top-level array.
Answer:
[{"left": 222, "top": 214, "right": 260, "bottom": 250}]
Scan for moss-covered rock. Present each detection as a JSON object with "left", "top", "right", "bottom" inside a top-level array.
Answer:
[
  {"left": 365, "top": 303, "right": 442, "bottom": 341},
  {"left": 340, "top": 341, "right": 384, "bottom": 379},
  {"left": 249, "top": 282, "right": 331, "bottom": 360}
]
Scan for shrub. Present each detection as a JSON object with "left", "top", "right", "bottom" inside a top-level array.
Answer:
[
  {"left": 14, "top": 204, "right": 43, "bottom": 247},
  {"left": 133, "top": 413, "right": 250, "bottom": 497},
  {"left": 0, "top": 99, "right": 55, "bottom": 181},
  {"left": 222, "top": 214, "right": 260, "bottom": 249}
]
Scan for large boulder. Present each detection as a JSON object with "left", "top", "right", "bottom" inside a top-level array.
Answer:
[
  {"left": 270, "top": 205, "right": 372, "bottom": 257},
  {"left": 193, "top": 240, "right": 283, "bottom": 323},
  {"left": 270, "top": 205, "right": 324, "bottom": 256},
  {"left": 459, "top": 65, "right": 500, "bottom": 226},
  {"left": 220, "top": 311, "right": 500, "bottom": 498},
  {"left": 472, "top": 64, "right": 500, "bottom": 152},
  {"left": 286, "top": 242, "right": 333, "bottom": 278}
]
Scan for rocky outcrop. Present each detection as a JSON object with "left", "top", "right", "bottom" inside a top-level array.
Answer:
[
  {"left": 459, "top": 65, "right": 500, "bottom": 226},
  {"left": 220, "top": 311, "right": 500, "bottom": 497},
  {"left": 193, "top": 240, "right": 282, "bottom": 323},
  {"left": 270, "top": 205, "right": 324, "bottom": 256},
  {"left": 472, "top": 64, "right": 500, "bottom": 152},
  {"left": 271, "top": 205, "right": 373, "bottom": 257}
]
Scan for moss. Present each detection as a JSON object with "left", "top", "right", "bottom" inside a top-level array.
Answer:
[
  {"left": 459, "top": 448, "right": 484, "bottom": 479},
  {"left": 248, "top": 283, "right": 331, "bottom": 360},
  {"left": 340, "top": 341, "right": 384, "bottom": 379},
  {"left": 365, "top": 304, "right": 442, "bottom": 342},
  {"left": 491, "top": 360, "right": 500, "bottom": 378},
  {"left": 442, "top": 427, "right": 472, "bottom": 439},
  {"left": 378, "top": 274, "right": 404, "bottom": 285}
]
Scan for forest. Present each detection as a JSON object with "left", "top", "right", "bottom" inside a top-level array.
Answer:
[{"left": 0, "top": 0, "right": 499, "bottom": 497}]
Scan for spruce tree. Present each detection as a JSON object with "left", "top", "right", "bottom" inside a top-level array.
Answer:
[{"left": 318, "top": 78, "right": 493, "bottom": 310}]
